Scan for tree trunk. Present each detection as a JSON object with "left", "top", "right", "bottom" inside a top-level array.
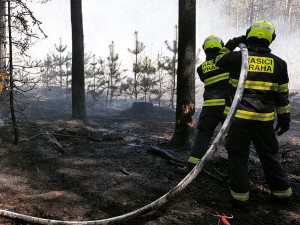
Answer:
[
  {"left": 286, "top": 0, "right": 293, "bottom": 32},
  {"left": 71, "top": 0, "right": 86, "bottom": 120},
  {"left": 249, "top": 0, "right": 254, "bottom": 25},
  {"left": 170, "top": 0, "right": 196, "bottom": 149},
  {"left": 7, "top": 0, "right": 19, "bottom": 144},
  {"left": 0, "top": 0, "right": 6, "bottom": 73},
  {"left": 134, "top": 53, "right": 138, "bottom": 101}
]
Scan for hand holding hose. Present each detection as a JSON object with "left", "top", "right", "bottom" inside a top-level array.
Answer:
[{"left": 225, "top": 35, "right": 247, "bottom": 51}]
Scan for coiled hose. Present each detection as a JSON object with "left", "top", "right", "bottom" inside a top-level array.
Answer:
[{"left": 0, "top": 43, "right": 249, "bottom": 225}]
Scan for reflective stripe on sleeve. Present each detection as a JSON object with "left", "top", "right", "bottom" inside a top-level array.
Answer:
[
  {"left": 204, "top": 73, "right": 229, "bottom": 86},
  {"left": 203, "top": 99, "right": 225, "bottom": 107},
  {"left": 231, "top": 190, "right": 249, "bottom": 201},
  {"left": 230, "top": 78, "right": 278, "bottom": 91},
  {"left": 215, "top": 47, "right": 231, "bottom": 64},
  {"left": 272, "top": 188, "right": 292, "bottom": 198},
  {"left": 224, "top": 106, "right": 275, "bottom": 121},
  {"left": 277, "top": 83, "right": 289, "bottom": 93},
  {"left": 276, "top": 104, "right": 290, "bottom": 114},
  {"left": 188, "top": 156, "right": 200, "bottom": 165}
]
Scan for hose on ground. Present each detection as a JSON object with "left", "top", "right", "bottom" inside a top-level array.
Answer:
[{"left": 0, "top": 43, "right": 249, "bottom": 225}]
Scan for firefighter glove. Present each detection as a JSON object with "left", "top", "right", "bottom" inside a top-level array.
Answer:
[
  {"left": 225, "top": 35, "right": 247, "bottom": 51},
  {"left": 275, "top": 122, "right": 290, "bottom": 136}
]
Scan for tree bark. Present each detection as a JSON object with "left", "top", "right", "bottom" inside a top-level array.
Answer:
[
  {"left": 7, "top": 0, "right": 19, "bottom": 144},
  {"left": 286, "top": 0, "right": 293, "bottom": 32},
  {"left": 0, "top": 0, "right": 6, "bottom": 73},
  {"left": 170, "top": 0, "right": 196, "bottom": 149},
  {"left": 71, "top": 0, "right": 86, "bottom": 120}
]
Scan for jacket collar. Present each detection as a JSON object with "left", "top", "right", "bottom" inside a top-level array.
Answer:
[
  {"left": 247, "top": 44, "right": 272, "bottom": 53},
  {"left": 205, "top": 50, "right": 220, "bottom": 61}
]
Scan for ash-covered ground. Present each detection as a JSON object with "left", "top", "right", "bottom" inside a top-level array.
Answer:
[{"left": 0, "top": 90, "right": 299, "bottom": 225}]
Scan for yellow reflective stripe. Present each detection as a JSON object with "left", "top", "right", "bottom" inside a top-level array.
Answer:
[
  {"left": 188, "top": 156, "right": 200, "bottom": 165},
  {"left": 203, "top": 99, "right": 225, "bottom": 107},
  {"left": 224, "top": 107, "right": 275, "bottom": 121},
  {"left": 272, "top": 188, "right": 292, "bottom": 198},
  {"left": 220, "top": 47, "right": 231, "bottom": 54},
  {"left": 229, "top": 78, "right": 238, "bottom": 87},
  {"left": 215, "top": 47, "right": 230, "bottom": 64},
  {"left": 231, "top": 190, "right": 249, "bottom": 201},
  {"left": 230, "top": 78, "right": 278, "bottom": 91},
  {"left": 204, "top": 72, "right": 229, "bottom": 86},
  {"left": 277, "top": 83, "right": 288, "bottom": 93},
  {"left": 276, "top": 104, "right": 290, "bottom": 114}
]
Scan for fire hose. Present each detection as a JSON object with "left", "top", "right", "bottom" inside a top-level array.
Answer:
[{"left": 0, "top": 43, "right": 249, "bottom": 225}]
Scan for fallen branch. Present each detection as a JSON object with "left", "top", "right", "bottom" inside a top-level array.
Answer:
[
  {"left": 53, "top": 133, "right": 102, "bottom": 142},
  {"left": 20, "top": 133, "right": 45, "bottom": 142},
  {"left": 45, "top": 132, "right": 64, "bottom": 154},
  {"left": 119, "top": 167, "right": 130, "bottom": 175},
  {"left": 280, "top": 147, "right": 300, "bottom": 154},
  {"left": 20, "top": 132, "right": 102, "bottom": 143},
  {"left": 148, "top": 146, "right": 186, "bottom": 164}
]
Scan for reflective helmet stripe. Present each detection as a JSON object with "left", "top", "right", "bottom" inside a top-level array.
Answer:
[
  {"left": 203, "top": 37, "right": 222, "bottom": 45},
  {"left": 250, "top": 24, "right": 275, "bottom": 34},
  {"left": 247, "top": 20, "right": 276, "bottom": 43},
  {"left": 203, "top": 35, "right": 223, "bottom": 50}
]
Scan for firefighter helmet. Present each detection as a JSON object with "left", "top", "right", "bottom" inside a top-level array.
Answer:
[
  {"left": 202, "top": 35, "right": 224, "bottom": 51},
  {"left": 246, "top": 20, "right": 276, "bottom": 44}
]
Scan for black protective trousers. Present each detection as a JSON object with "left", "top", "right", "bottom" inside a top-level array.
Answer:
[
  {"left": 189, "top": 106, "right": 225, "bottom": 161},
  {"left": 225, "top": 122, "right": 291, "bottom": 194}
]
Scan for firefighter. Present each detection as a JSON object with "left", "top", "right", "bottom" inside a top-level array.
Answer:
[
  {"left": 187, "top": 35, "right": 230, "bottom": 168},
  {"left": 215, "top": 20, "right": 292, "bottom": 207}
]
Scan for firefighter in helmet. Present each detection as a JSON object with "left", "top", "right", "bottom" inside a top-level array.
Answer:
[
  {"left": 215, "top": 20, "right": 292, "bottom": 207},
  {"left": 187, "top": 35, "right": 230, "bottom": 168}
]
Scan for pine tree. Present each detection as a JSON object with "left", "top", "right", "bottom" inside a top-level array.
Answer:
[
  {"left": 128, "top": 31, "right": 145, "bottom": 101},
  {"left": 156, "top": 54, "right": 168, "bottom": 107},
  {"left": 54, "top": 38, "right": 71, "bottom": 88},
  {"left": 41, "top": 53, "right": 56, "bottom": 88},
  {"left": 107, "top": 41, "right": 124, "bottom": 108},
  {"left": 165, "top": 25, "right": 178, "bottom": 109},
  {"left": 139, "top": 56, "right": 156, "bottom": 103},
  {"left": 3, "top": 0, "right": 46, "bottom": 144}
]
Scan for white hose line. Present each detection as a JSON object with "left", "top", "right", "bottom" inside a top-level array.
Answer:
[{"left": 0, "top": 44, "right": 249, "bottom": 225}]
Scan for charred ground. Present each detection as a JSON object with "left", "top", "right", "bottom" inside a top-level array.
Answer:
[{"left": 0, "top": 92, "right": 299, "bottom": 225}]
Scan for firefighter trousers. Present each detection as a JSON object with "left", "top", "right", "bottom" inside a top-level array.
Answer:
[
  {"left": 188, "top": 107, "right": 225, "bottom": 165},
  {"left": 225, "top": 122, "right": 291, "bottom": 200}
]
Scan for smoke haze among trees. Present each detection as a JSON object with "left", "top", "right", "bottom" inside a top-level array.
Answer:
[
  {"left": 28, "top": 0, "right": 300, "bottom": 97},
  {"left": 3, "top": 0, "right": 300, "bottom": 110}
]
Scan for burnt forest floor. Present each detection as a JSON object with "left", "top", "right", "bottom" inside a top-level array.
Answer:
[{"left": 0, "top": 97, "right": 299, "bottom": 225}]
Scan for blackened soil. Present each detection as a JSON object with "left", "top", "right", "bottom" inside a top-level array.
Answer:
[{"left": 0, "top": 102, "right": 299, "bottom": 225}]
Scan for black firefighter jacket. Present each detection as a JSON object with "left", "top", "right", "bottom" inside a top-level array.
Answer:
[
  {"left": 197, "top": 52, "right": 230, "bottom": 114},
  {"left": 215, "top": 44, "right": 290, "bottom": 127}
]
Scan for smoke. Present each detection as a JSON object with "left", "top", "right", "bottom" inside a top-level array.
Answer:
[{"left": 196, "top": 0, "right": 300, "bottom": 92}]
